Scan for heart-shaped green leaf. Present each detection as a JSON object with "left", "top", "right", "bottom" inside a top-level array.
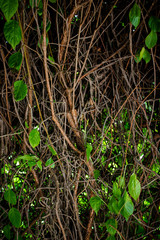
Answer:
[
  {"left": 29, "top": 129, "right": 40, "bottom": 148},
  {"left": 13, "top": 80, "right": 28, "bottom": 101},
  {"left": 129, "top": 3, "right": 141, "bottom": 29},
  {"left": 1, "top": 0, "right": 18, "bottom": 21},
  {"left": 8, "top": 52, "right": 22, "bottom": 71},
  {"left": 45, "top": 157, "right": 55, "bottom": 168},
  {"left": 140, "top": 47, "right": 151, "bottom": 64},
  {"left": 105, "top": 219, "right": 117, "bottom": 235},
  {"left": 8, "top": 208, "right": 21, "bottom": 228},
  {"left": 4, "top": 189, "right": 17, "bottom": 205},
  {"left": 128, "top": 173, "right": 141, "bottom": 201},
  {"left": 148, "top": 16, "right": 160, "bottom": 32},
  {"left": 145, "top": 31, "right": 157, "bottom": 49},
  {"left": 4, "top": 20, "right": 22, "bottom": 50},
  {"left": 119, "top": 191, "right": 134, "bottom": 221},
  {"left": 89, "top": 196, "right": 102, "bottom": 215},
  {"left": 37, "top": 160, "right": 42, "bottom": 171}
]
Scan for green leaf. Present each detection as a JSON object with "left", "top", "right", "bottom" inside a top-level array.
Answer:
[
  {"left": 148, "top": 16, "right": 160, "bottom": 32},
  {"left": 128, "top": 173, "right": 141, "bottom": 201},
  {"left": 25, "top": 121, "right": 29, "bottom": 129},
  {"left": 48, "top": 55, "right": 55, "bottom": 65},
  {"left": 140, "top": 47, "right": 151, "bottom": 64},
  {"left": 105, "top": 219, "right": 117, "bottom": 235},
  {"left": 113, "top": 181, "right": 121, "bottom": 198},
  {"left": 106, "top": 236, "right": 116, "bottom": 240},
  {"left": 45, "top": 157, "right": 55, "bottom": 168},
  {"left": 27, "top": 160, "right": 37, "bottom": 168},
  {"left": 13, "top": 80, "right": 28, "bottom": 101},
  {"left": 1, "top": 0, "right": 18, "bottom": 21},
  {"left": 46, "top": 21, "right": 51, "bottom": 32},
  {"left": 8, "top": 52, "right": 22, "bottom": 71},
  {"left": 134, "top": 52, "right": 141, "bottom": 63},
  {"left": 108, "top": 194, "right": 124, "bottom": 215},
  {"left": 119, "top": 191, "right": 134, "bottom": 221},
  {"left": 29, "top": 129, "right": 40, "bottom": 148},
  {"left": 117, "top": 176, "right": 125, "bottom": 189},
  {"left": 108, "top": 196, "right": 120, "bottom": 214},
  {"left": 41, "top": 21, "right": 51, "bottom": 33},
  {"left": 14, "top": 154, "right": 39, "bottom": 164},
  {"left": 4, "top": 20, "right": 22, "bottom": 50},
  {"left": 37, "top": 160, "right": 42, "bottom": 171},
  {"left": 86, "top": 143, "right": 92, "bottom": 161},
  {"left": 3, "top": 225, "right": 11, "bottom": 240},
  {"left": 145, "top": 31, "right": 157, "bottom": 49},
  {"left": 108, "top": 196, "right": 115, "bottom": 213},
  {"left": 112, "top": 198, "right": 121, "bottom": 214},
  {"left": 48, "top": 145, "right": 57, "bottom": 155},
  {"left": 8, "top": 208, "right": 21, "bottom": 228},
  {"left": 139, "top": 47, "right": 145, "bottom": 60},
  {"left": 49, "top": 0, "right": 56, "bottom": 3},
  {"left": 37, "top": 0, "right": 43, "bottom": 16},
  {"left": 29, "top": 0, "right": 43, "bottom": 15},
  {"left": 89, "top": 196, "right": 102, "bottom": 215},
  {"left": 129, "top": 3, "right": 141, "bottom": 29},
  {"left": 94, "top": 169, "right": 100, "bottom": 180},
  {"left": 4, "top": 189, "right": 17, "bottom": 205},
  {"left": 29, "top": 0, "right": 37, "bottom": 7}
]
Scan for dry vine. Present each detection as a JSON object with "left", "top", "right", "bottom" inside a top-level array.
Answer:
[{"left": 0, "top": 0, "right": 160, "bottom": 239}]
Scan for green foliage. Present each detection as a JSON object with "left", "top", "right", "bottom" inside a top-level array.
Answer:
[
  {"left": 3, "top": 225, "right": 11, "bottom": 240},
  {"left": 29, "top": 129, "right": 40, "bottom": 148},
  {"left": 14, "top": 154, "right": 41, "bottom": 170},
  {"left": 140, "top": 47, "right": 151, "bottom": 64},
  {"left": 89, "top": 196, "right": 102, "bottom": 215},
  {"left": 14, "top": 154, "right": 39, "bottom": 163},
  {"left": 14, "top": 234, "right": 23, "bottom": 240},
  {"left": 48, "top": 55, "right": 55, "bottom": 64},
  {"left": 0, "top": 1, "right": 159, "bottom": 239},
  {"left": 117, "top": 176, "right": 125, "bottom": 189},
  {"left": 48, "top": 145, "right": 57, "bottom": 155},
  {"left": 4, "top": 189, "right": 17, "bottom": 205},
  {"left": 8, "top": 52, "right": 22, "bottom": 71},
  {"left": 41, "top": 20, "right": 51, "bottom": 32},
  {"left": 94, "top": 169, "right": 100, "bottom": 180},
  {"left": 145, "top": 31, "right": 157, "bottom": 49},
  {"left": 0, "top": 0, "right": 18, "bottom": 21},
  {"left": 8, "top": 208, "right": 21, "bottom": 228},
  {"left": 107, "top": 176, "right": 134, "bottom": 221},
  {"left": 119, "top": 191, "right": 134, "bottom": 221},
  {"left": 45, "top": 157, "right": 55, "bottom": 168},
  {"left": 25, "top": 121, "right": 29, "bottom": 129},
  {"left": 4, "top": 20, "right": 22, "bottom": 49},
  {"left": 129, "top": 3, "right": 141, "bottom": 29},
  {"left": 38, "top": 35, "right": 49, "bottom": 48},
  {"left": 129, "top": 5, "right": 159, "bottom": 64},
  {"left": 36, "top": 160, "right": 42, "bottom": 171},
  {"left": 29, "top": 0, "right": 43, "bottom": 15},
  {"left": 128, "top": 173, "right": 141, "bottom": 201},
  {"left": 106, "top": 236, "right": 116, "bottom": 240},
  {"left": 49, "top": 0, "right": 56, "bottom": 3},
  {"left": 112, "top": 182, "right": 121, "bottom": 198},
  {"left": 148, "top": 16, "right": 160, "bottom": 32},
  {"left": 105, "top": 219, "right": 117, "bottom": 235},
  {"left": 13, "top": 80, "right": 28, "bottom": 101},
  {"left": 86, "top": 143, "right": 93, "bottom": 161},
  {"left": 135, "top": 47, "right": 151, "bottom": 64}
]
